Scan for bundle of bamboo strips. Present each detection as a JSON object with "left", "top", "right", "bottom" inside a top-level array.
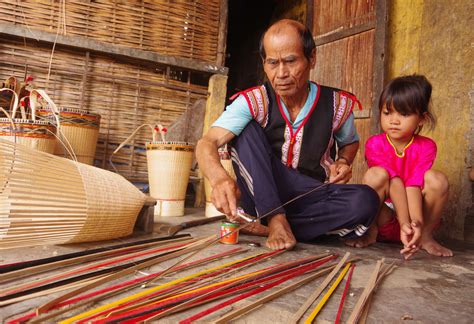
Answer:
[{"left": 0, "top": 137, "right": 146, "bottom": 249}]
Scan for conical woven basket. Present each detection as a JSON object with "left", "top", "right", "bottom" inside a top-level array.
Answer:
[
  {"left": 34, "top": 94, "right": 101, "bottom": 165},
  {"left": 0, "top": 88, "right": 57, "bottom": 154},
  {"left": 204, "top": 146, "right": 236, "bottom": 217},
  {"left": 0, "top": 138, "right": 146, "bottom": 249},
  {"left": 146, "top": 141, "right": 194, "bottom": 218}
]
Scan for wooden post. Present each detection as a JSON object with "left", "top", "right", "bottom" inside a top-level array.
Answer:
[
  {"left": 196, "top": 74, "right": 228, "bottom": 207},
  {"left": 202, "top": 74, "right": 228, "bottom": 135}
]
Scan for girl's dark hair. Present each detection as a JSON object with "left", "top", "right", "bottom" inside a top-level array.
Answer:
[
  {"left": 259, "top": 20, "right": 316, "bottom": 61},
  {"left": 379, "top": 74, "right": 436, "bottom": 130}
]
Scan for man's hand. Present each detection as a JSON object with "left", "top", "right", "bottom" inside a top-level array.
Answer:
[
  {"left": 211, "top": 176, "right": 241, "bottom": 221},
  {"left": 400, "top": 221, "right": 422, "bottom": 259},
  {"left": 329, "top": 160, "right": 352, "bottom": 184}
]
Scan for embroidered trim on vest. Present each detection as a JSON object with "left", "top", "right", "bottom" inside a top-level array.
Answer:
[
  {"left": 241, "top": 85, "right": 269, "bottom": 127},
  {"left": 332, "top": 91, "right": 361, "bottom": 131},
  {"left": 276, "top": 85, "right": 321, "bottom": 168},
  {"left": 320, "top": 136, "right": 335, "bottom": 177},
  {"left": 317, "top": 91, "right": 362, "bottom": 178}
]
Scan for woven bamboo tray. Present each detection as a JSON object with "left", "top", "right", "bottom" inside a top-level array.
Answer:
[{"left": 0, "top": 138, "right": 146, "bottom": 249}]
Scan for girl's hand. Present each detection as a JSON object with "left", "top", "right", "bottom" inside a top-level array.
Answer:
[
  {"left": 400, "top": 222, "right": 414, "bottom": 248},
  {"left": 400, "top": 221, "right": 422, "bottom": 259}
]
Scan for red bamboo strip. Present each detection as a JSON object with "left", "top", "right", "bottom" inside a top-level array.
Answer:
[
  {"left": 7, "top": 247, "right": 246, "bottom": 324},
  {"left": 179, "top": 256, "right": 337, "bottom": 323},
  {"left": 77, "top": 250, "right": 283, "bottom": 323},
  {"left": 36, "top": 236, "right": 216, "bottom": 314},
  {"left": 100, "top": 255, "right": 335, "bottom": 323},
  {"left": 335, "top": 263, "right": 356, "bottom": 324},
  {"left": 1, "top": 241, "right": 191, "bottom": 297}
]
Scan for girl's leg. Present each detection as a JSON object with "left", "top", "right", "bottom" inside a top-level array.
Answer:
[
  {"left": 420, "top": 170, "right": 453, "bottom": 256},
  {"left": 346, "top": 166, "right": 390, "bottom": 247}
]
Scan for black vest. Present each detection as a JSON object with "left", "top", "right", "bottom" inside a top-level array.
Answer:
[{"left": 238, "top": 81, "right": 359, "bottom": 182}]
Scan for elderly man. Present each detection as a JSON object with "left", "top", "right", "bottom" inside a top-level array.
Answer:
[{"left": 196, "top": 19, "right": 379, "bottom": 250}]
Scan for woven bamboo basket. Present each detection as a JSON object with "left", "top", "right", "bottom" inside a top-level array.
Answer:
[
  {"left": 33, "top": 90, "right": 101, "bottom": 165},
  {"left": 147, "top": 141, "right": 194, "bottom": 218},
  {"left": 0, "top": 88, "right": 57, "bottom": 154},
  {"left": 204, "top": 146, "right": 236, "bottom": 217},
  {"left": 0, "top": 138, "right": 146, "bottom": 249}
]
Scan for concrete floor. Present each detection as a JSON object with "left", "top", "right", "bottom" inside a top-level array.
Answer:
[{"left": 1, "top": 208, "right": 473, "bottom": 323}]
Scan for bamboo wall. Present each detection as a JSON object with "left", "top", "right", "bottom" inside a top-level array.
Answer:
[
  {"left": 0, "top": 0, "right": 221, "bottom": 63},
  {"left": 0, "top": 0, "right": 223, "bottom": 182},
  {"left": 0, "top": 38, "right": 208, "bottom": 182}
]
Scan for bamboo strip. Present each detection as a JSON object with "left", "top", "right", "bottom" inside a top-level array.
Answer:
[
  {"left": 290, "top": 252, "right": 351, "bottom": 323},
  {"left": 58, "top": 249, "right": 274, "bottom": 323},
  {"left": 304, "top": 263, "right": 352, "bottom": 323},
  {"left": 0, "top": 236, "right": 192, "bottom": 281},
  {"left": 346, "top": 259, "right": 384, "bottom": 324},
  {"left": 211, "top": 266, "right": 336, "bottom": 324},
  {"left": 37, "top": 235, "right": 216, "bottom": 315},
  {"left": 24, "top": 247, "right": 248, "bottom": 324}
]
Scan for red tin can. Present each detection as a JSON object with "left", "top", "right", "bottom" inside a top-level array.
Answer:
[{"left": 219, "top": 221, "right": 239, "bottom": 244}]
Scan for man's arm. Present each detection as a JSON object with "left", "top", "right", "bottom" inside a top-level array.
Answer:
[{"left": 196, "top": 127, "right": 240, "bottom": 218}]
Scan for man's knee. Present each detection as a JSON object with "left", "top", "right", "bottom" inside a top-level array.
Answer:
[
  {"left": 350, "top": 185, "right": 379, "bottom": 223},
  {"left": 424, "top": 170, "right": 449, "bottom": 196}
]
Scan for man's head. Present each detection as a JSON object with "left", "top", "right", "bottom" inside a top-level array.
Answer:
[{"left": 259, "top": 19, "right": 316, "bottom": 100}]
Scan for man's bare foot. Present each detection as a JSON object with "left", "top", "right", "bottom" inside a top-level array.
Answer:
[
  {"left": 344, "top": 224, "right": 378, "bottom": 248},
  {"left": 239, "top": 220, "right": 270, "bottom": 237},
  {"left": 265, "top": 214, "right": 296, "bottom": 250},
  {"left": 420, "top": 235, "right": 453, "bottom": 257}
]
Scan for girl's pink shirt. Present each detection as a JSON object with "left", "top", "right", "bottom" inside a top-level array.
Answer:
[{"left": 365, "top": 133, "right": 437, "bottom": 188}]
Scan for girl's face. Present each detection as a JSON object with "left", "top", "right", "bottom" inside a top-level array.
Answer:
[{"left": 380, "top": 105, "right": 424, "bottom": 142}]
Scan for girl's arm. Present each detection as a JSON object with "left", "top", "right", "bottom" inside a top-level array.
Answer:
[
  {"left": 406, "top": 186, "right": 424, "bottom": 243},
  {"left": 389, "top": 177, "right": 410, "bottom": 226}
]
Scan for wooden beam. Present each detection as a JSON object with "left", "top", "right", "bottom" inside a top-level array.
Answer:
[
  {"left": 371, "top": 0, "right": 389, "bottom": 134},
  {"left": 314, "top": 21, "right": 376, "bottom": 47},
  {"left": 0, "top": 23, "right": 228, "bottom": 76}
]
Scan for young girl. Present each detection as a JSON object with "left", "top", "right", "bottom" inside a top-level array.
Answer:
[{"left": 363, "top": 75, "right": 452, "bottom": 259}]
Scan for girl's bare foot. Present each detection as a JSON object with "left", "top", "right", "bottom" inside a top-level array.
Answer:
[
  {"left": 344, "top": 224, "right": 378, "bottom": 248},
  {"left": 420, "top": 235, "right": 453, "bottom": 257},
  {"left": 266, "top": 214, "right": 296, "bottom": 250}
]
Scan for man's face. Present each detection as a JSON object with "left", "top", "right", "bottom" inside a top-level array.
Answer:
[{"left": 262, "top": 27, "right": 315, "bottom": 99}]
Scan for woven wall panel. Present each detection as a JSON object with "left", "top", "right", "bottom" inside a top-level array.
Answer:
[
  {"left": 0, "top": 0, "right": 221, "bottom": 63},
  {"left": 0, "top": 38, "right": 208, "bottom": 182}
]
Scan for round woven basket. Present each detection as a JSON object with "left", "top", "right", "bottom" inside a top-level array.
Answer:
[
  {"left": 0, "top": 138, "right": 146, "bottom": 249},
  {"left": 146, "top": 141, "right": 194, "bottom": 218},
  {"left": 36, "top": 107, "right": 101, "bottom": 165},
  {"left": 0, "top": 88, "right": 56, "bottom": 154},
  {"left": 204, "top": 147, "right": 236, "bottom": 217}
]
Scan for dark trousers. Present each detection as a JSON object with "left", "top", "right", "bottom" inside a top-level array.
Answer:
[{"left": 230, "top": 121, "right": 379, "bottom": 241}]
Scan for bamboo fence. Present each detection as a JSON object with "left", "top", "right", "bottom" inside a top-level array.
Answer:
[
  {"left": 0, "top": 0, "right": 221, "bottom": 63},
  {"left": 0, "top": 38, "right": 208, "bottom": 182}
]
